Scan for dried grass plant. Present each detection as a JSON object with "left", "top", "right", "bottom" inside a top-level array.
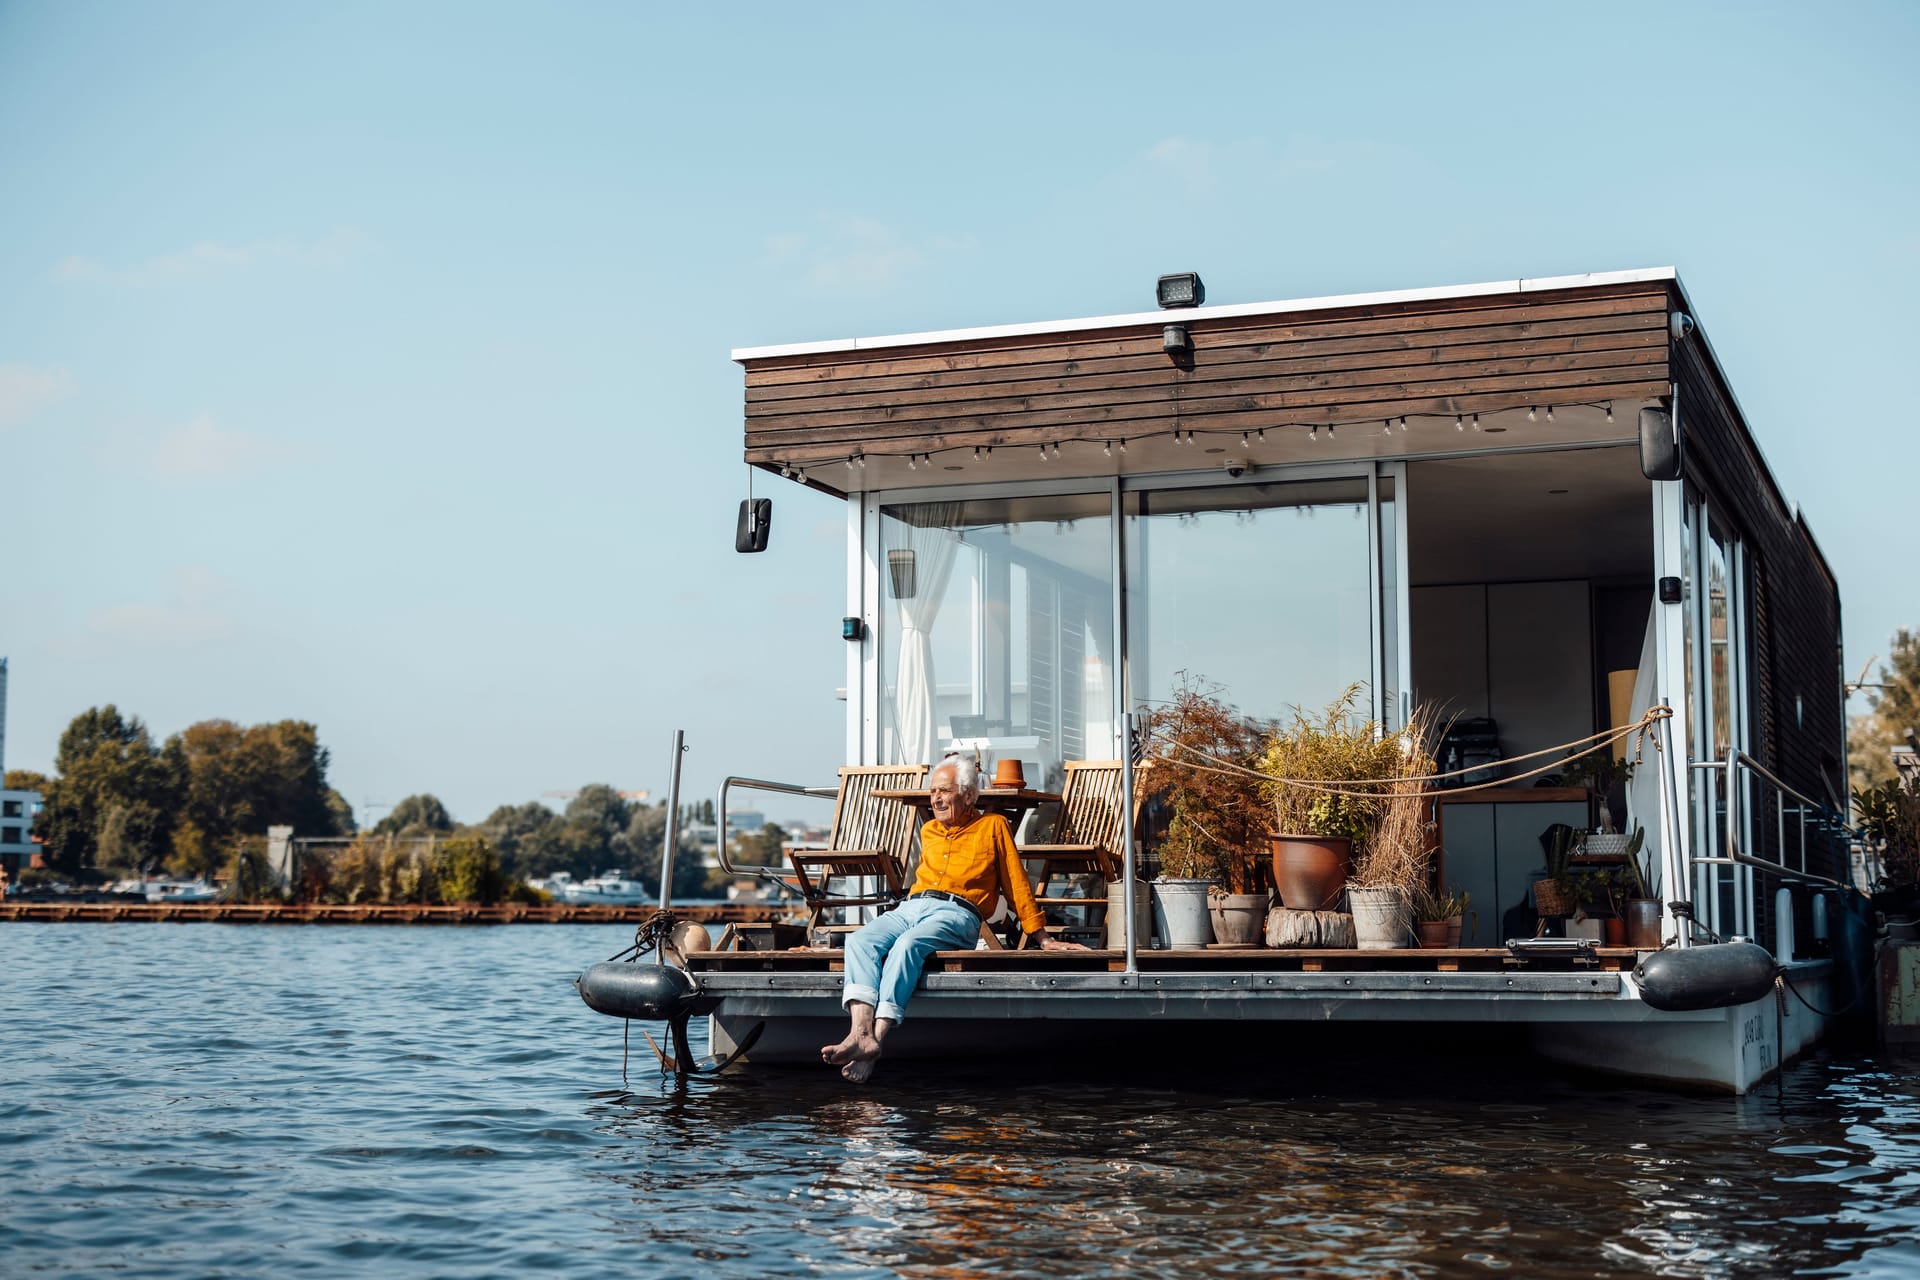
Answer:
[{"left": 1350, "top": 703, "right": 1439, "bottom": 896}]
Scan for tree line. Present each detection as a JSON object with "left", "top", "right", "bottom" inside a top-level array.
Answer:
[
  {"left": 6, "top": 705, "right": 352, "bottom": 877},
  {"left": 6, "top": 705, "right": 735, "bottom": 902}
]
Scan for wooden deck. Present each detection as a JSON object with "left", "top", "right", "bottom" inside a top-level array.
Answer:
[{"left": 0, "top": 901, "right": 795, "bottom": 926}]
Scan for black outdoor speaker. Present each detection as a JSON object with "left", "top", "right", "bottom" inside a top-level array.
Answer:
[
  {"left": 735, "top": 498, "right": 771, "bottom": 553},
  {"left": 1639, "top": 406, "right": 1682, "bottom": 482}
]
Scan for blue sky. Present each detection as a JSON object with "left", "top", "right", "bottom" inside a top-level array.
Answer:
[{"left": 2, "top": 1, "right": 1915, "bottom": 825}]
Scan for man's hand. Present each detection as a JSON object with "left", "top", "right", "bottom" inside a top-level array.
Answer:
[{"left": 1035, "top": 932, "right": 1088, "bottom": 951}]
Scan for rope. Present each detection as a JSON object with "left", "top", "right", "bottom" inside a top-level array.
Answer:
[
  {"left": 1774, "top": 968, "right": 1867, "bottom": 1019},
  {"left": 1154, "top": 705, "right": 1672, "bottom": 801},
  {"left": 605, "top": 910, "right": 680, "bottom": 964}
]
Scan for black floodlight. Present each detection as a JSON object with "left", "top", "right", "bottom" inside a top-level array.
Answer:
[
  {"left": 1156, "top": 272, "right": 1205, "bottom": 309},
  {"left": 735, "top": 498, "right": 771, "bottom": 553}
]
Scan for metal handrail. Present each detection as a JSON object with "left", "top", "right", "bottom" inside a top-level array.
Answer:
[
  {"left": 714, "top": 775, "right": 839, "bottom": 889},
  {"left": 1686, "top": 748, "right": 1856, "bottom": 893}
]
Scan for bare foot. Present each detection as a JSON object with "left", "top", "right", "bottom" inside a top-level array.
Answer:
[
  {"left": 837, "top": 1033, "right": 883, "bottom": 1082},
  {"left": 822, "top": 1032, "right": 863, "bottom": 1066}
]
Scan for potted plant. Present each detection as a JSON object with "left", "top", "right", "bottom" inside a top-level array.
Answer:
[
  {"left": 1613, "top": 825, "right": 1660, "bottom": 948},
  {"left": 1534, "top": 824, "right": 1581, "bottom": 918},
  {"left": 1561, "top": 747, "right": 1638, "bottom": 840},
  {"left": 1150, "top": 814, "right": 1222, "bottom": 948},
  {"left": 1142, "top": 676, "right": 1269, "bottom": 946},
  {"left": 1258, "top": 683, "right": 1405, "bottom": 913},
  {"left": 1413, "top": 883, "right": 1471, "bottom": 948},
  {"left": 1343, "top": 705, "right": 1439, "bottom": 949}
]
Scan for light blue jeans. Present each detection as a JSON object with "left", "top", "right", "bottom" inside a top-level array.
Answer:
[{"left": 841, "top": 896, "right": 981, "bottom": 1023}]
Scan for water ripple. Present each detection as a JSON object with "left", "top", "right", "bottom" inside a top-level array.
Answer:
[{"left": 2, "top": 922, "right": 1917, "bottom": 1278}]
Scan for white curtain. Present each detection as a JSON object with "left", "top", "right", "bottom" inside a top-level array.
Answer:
[{"left": 892, "top": 504, "right": 966, "bottom": 765}]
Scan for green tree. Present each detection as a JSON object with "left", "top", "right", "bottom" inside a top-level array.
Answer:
[
  {"left": 1850, "top": 629, "right": 1920, "bottom": 792},
  {"left": 433, "top": 834, "right": 506, "bottom": 904},
  {"left": 478, "top": 801, "right": 561, "bottom": 879},
  {"left": 166, "top": 719, "right": 348, "bottom": 872},
  {"left": 38, "top": 706, "right": 182, "bottom": 873},
  {"left": 4, "top": 769, "right": 51, "bottom": 792},
  {"left": 730, "top": 822, "right": 788, "bottom": 868},
  {"left": 372, "top": 793, "right": 455, "bottom": 836}
]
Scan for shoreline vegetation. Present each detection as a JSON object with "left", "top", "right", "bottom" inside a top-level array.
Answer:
[
  {"left": 0, "top": 900, "right": 787, "bottom": 925},
  {"left": 6, "top": 704, "right": 748, "bottom": 908}
]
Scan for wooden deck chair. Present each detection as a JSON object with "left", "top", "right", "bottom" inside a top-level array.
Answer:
[
  {"left": 1017, "top": 760, "right": 1148, "bottom": 942},
  {"left": 785, "top": 765, "right": 928, "bottom": 932}
]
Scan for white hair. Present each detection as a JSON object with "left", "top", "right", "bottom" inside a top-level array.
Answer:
[{"left": 936, "top": 753, "right": 981, "bottom": 801}]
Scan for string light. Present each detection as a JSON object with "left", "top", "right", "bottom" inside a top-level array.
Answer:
[
  {"left": 1241, "top": 431, "right": 1251, "bottom": 449},
  {"left": 1038, "top": 443, "right": 1049, "bottom": 461},
  {"left": 1527, "top": 406, "right": 1537, "bottom": 422},
  {"left": 1398, "top": 416, "right": 1408, "bottom": 432},
  {"left": 845, "top": 456, "right": 855, "bottom": 470},
  {"left": 1382, "top": 420, "right": 1392, "bottom": 436},
  {"left": 1118, "top": 439, "right": 1128, "bottom": 454},
  {"left": 1326, "top": 424, "right": 1336, "bottom": 439},
  {"left": 856, "top": 453, "right": 867, "bottom": 469},
  {"left": 1455, "top": 414, "right": 1464, "bottom": 431},
  {"left": 1308, "top": 426, "right": 1318, "bottom": 442},
  {"left": 905, "top": 455, "right": 917, "bottom": 471},
  {"left": 1050, "top": 442, "right": 1061, "bottom": 459},
  {"left": 1605, "top": 401, "right": 1615, "bottom": 424},
  {"left": 1256, "top": 428, "right": 1266, "bottom": 442},
  {"left": 1472, "top": 413, "right": 1481, "bottom": 431},
  {"left": 1546, "top": 405, "right": 1555, "bottom": 423},
  {"left": 1103, "top": 440, "right": 1112, "bottom": 457}
]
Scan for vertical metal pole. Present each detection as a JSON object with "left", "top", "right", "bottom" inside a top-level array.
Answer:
[
  {"left": 1724, "top": 749, "right": 1739, "bottom": 938},
  {"left": 1655, "top": 706, "right": 1690, "bottom": 949},
  {"left": 657, "top": 729, "right": 687, "bottom": 910},
  {"left": 1120, "top": 712, "right": 1139, "bottom": 975}
]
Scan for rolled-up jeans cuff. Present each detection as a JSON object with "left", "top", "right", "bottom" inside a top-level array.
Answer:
[
  {"left": 842, "top": 982, "right": 879, "bottom": 1011},
  {"left": 876, "top": 1000, "right": 907, "bottom": 1024}
]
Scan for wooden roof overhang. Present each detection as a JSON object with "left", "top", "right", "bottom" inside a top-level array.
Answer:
[{"left": 733, "top": 269, "right": 1683, "bottom": 497}]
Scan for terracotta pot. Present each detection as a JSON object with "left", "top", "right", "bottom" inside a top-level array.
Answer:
[
  {"left": 1269, "top": 834, "right": 1351, "bottom": 911},
  {"left": 1415, "top": 919, "right": 1454, "bottom": 948},
  {"left": 1625, "top": 898, "right": 1663, "bottom": 949},
  {"left": 1603, "top": 916, "right": 1627, "bottom": 946},
  {"left": 1209, "top": 892, "right": 1269, "bottom": 945}
]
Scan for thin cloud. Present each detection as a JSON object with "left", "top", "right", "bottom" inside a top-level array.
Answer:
[
  {"left": 88, "top": 567, "right": 235, "bottom": 645},
  {"left": 0, "top": 362, "right": 72, "bottom": 426},
  {"left": 151, "top": 414, "right": 299, "bottom": 478},
  {"left": 763, "top": 217, "right": 974, "bottom": 290},
  {"left": 56, "top": 228, "right": 366, "bottom": 287}
]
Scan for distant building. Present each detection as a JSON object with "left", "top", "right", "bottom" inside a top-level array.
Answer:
[{"left": 1, "top": 787, "right": 42, "bottom": 883}]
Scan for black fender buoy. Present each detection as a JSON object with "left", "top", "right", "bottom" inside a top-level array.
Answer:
[
  {"left": 576, "top": 961, "right": 699, "bottom": 1021},
  {"left": 1634, "top": 941, "right": 1778, "bottom": 1012}
]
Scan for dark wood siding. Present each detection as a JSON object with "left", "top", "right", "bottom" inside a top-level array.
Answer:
[
  {"left": 742, "top": 284, "right": 1672, "bottom": 468},
  {"left": 1674, "top": 335, "right": 1847, "bottom": 891}
]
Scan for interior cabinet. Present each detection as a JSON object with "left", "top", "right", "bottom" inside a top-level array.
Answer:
[{"left": 1435, "top": 790, "right": 1590, "bottom": 945}]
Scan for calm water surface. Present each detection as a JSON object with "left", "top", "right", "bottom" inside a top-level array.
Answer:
[{"left": 2, "top": 923, "right": 1917, "bottom": 1278}]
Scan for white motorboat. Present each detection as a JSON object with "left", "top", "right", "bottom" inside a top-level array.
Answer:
[
  {"left": 560, "top": 871, "right": 654, "bottom": 905},
  {"left": 144, "top": 877, "right": 221, "bottom": 903}
]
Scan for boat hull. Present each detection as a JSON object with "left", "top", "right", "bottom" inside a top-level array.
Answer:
[{"left": 702, "top": 959, "right": 1841, "bottom": 1093}]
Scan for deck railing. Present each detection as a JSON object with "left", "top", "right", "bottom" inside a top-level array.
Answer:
[
  {"left": 1686, "top": 748, "right": 1856, "bottom": 954},
  {"left": 714, "top": 775, "right": 839, "bottom": 895}
]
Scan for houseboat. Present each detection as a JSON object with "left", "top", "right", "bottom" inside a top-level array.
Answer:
[{"left": 615, "top": 268, "right": 1872, "bottom": 1092}]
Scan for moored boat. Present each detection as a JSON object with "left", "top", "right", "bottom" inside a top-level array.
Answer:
[{"left": 587, "top": 267, "right": 1872, "bottom": 1093}]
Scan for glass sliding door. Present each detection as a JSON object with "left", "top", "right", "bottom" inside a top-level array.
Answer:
[
  {"left": 1124, "top": 474, "right": 1381, "bottom": 727},
  {"left": 876, "top": 492, "right": 1114, "bottom": 791},
  {"left": 1685, "top": 493, "right": 1751, "bottom": 936}
]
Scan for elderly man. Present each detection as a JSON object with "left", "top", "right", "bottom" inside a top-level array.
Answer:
[{"left": 822, "top": 755, "right": 1081, "bottom": 1082}]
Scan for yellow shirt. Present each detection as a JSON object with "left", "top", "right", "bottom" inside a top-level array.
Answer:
[{"left": 911, "top": 812, "right": 1046, "bottom": 935}]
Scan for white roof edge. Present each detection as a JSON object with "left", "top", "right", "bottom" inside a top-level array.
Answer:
[{"left": 730, "top": 267, "right": 1679, "bottom": 362}]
